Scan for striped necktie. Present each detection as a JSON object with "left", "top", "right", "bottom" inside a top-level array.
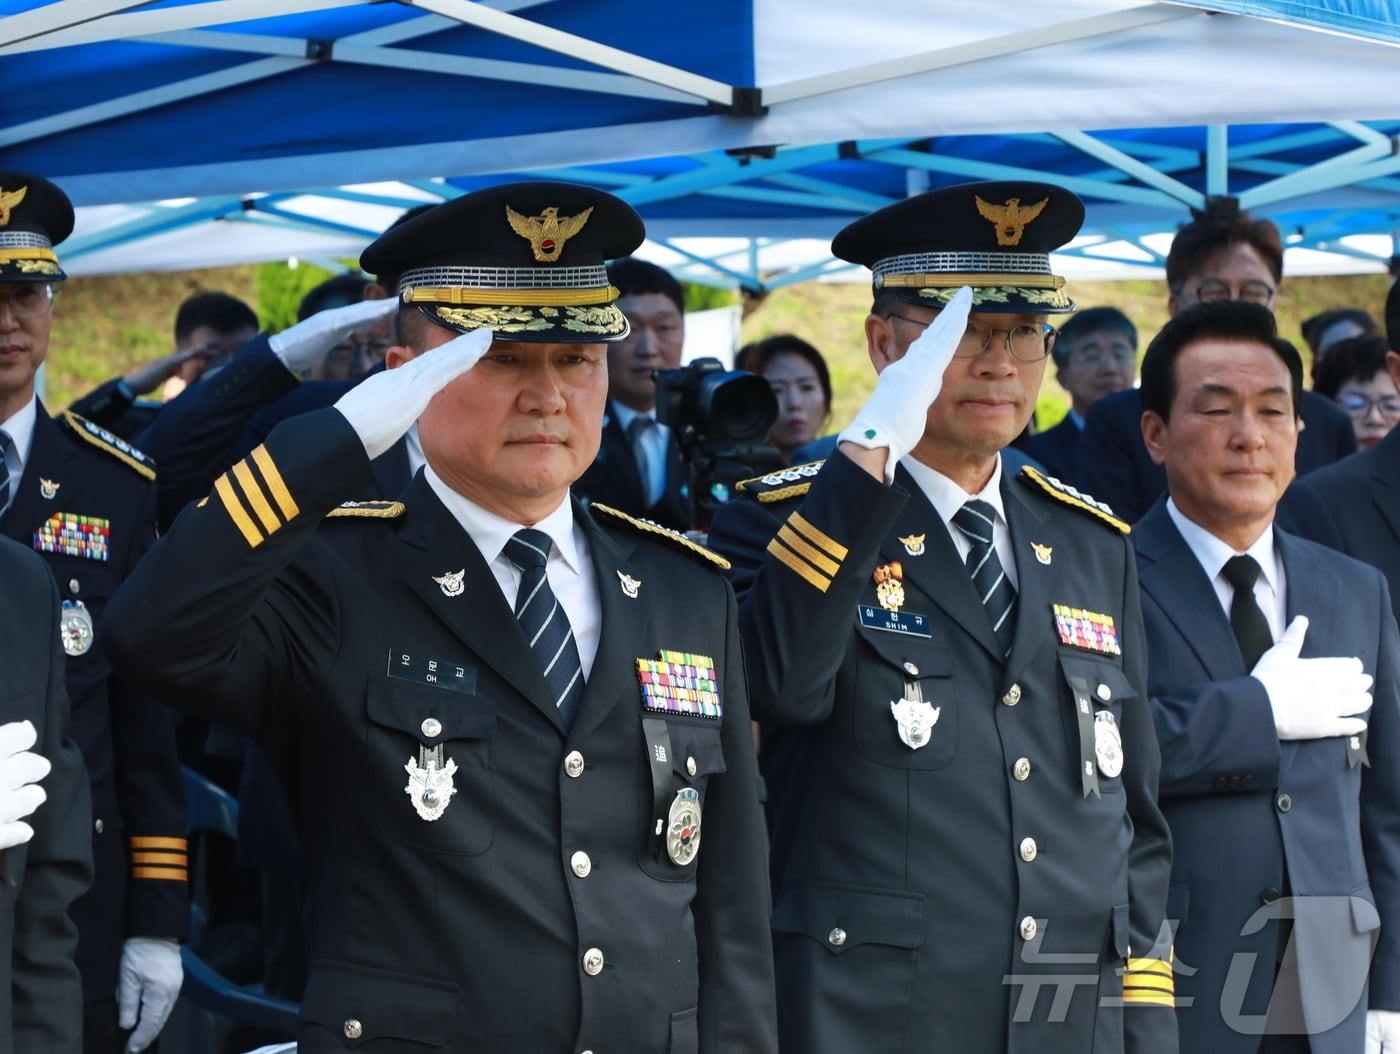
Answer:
[
  {"left": 951, "top": 499, "right": 1017, "bottom": 655},
  {"left": 0, "top": 429, "right": 12, "bottom": 520},
  {"left": 505, "top": 528, "right": 586, "bottom": 725}
]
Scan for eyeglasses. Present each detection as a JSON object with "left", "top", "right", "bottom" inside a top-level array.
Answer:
[
  {"left": 0, "top": 284, "right": 54, "bottom": 320},
  {"left": 1067, "top": 345, "right": 1136, "bottom": 368},
  {"left": 1189, "top": 278, "right": 1276, "bottom": 306},
  {"left": 326, "top": 340, "right": 392, "bottom": 364},
  {"left": 1337, "top": 392, "right": 1400, "bottom": 418},
  {"left": 887, "top": 313, "right": 1057, "bottom": 362}
]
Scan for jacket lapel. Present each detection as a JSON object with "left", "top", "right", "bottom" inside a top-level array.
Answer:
[
  {"left": 1, "top": 405, "right": 80, "bottom": 544},
  {"left": 602, "top": 403, "right": 646, "bottom": 508},
  {"left": 1002, "top": 477, "right": 1056, "bottom": 681},
  {"left": 395, "top": 475, "right": 563, "bottom": 735},
  {"left": 1369, "top": 428, "right": 1400, "bottom": 548}
]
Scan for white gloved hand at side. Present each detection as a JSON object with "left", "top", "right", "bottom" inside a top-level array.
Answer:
[
  {"left": 0, "top": 720, "right": 49, "bottom": 851},
  {"left": 267, "top": 298, "right": 398, "bottom": 374},
  {"left": 837, "top": 286, "right": 973, "bottom": 481},
  {"left": 117, "top": 937, "right": 183, "bottom": 1052},
  {"left": 1365, "top": 1008, "right": 1400, "bottom": 1053},
  {"left": 333, "top": 327, "right": 495, "bottom": 460},
  {"left": 1252, "top": 615, "right": 1372, "bottom": 742}
]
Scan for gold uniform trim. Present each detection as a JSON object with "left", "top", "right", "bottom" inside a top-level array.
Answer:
[
  {"left": 788, "top": 511, "right": 848, "bottom": 561},
  {"left": 880, "top": 272, "right": 1065, "bottom": 291},
  {"left": 0, "top": 247, "right": 57, "bottom": 264},
  {"left": 60, "top": 411, "right": 157, "bottom": 481},
  {"left": 132, "top": 866, "right": 188, "bottom": 882},
  {"left": 403, "top": 285, "right": 619, "bottom": 307},
  {"left": 589, "top": 502, "right": 731, "bottom": 570},
  {"left": 917, "top": 286, "right": 1073, "bottom": 310},
  {"left": 326, "top": 500, "right": 406, "bottom": 519},
  {"left": 776, "top": 524, "right": 840, "bottom": 578},
  {"left": 756, "top": 482, "right": 812, "bottom": 504},
  {"left": 1126, "top": 957, "right": 1173, "bottom": 978},
  {"left": 233, "top": 460, "right": 281, "bottom": 534},
  {"left": 129, "top": 836, "right": 188, "bottom": 850},
  {"left": 766, "top": 535, "right": 830, "bottom": 592},
  {"left": 1019, "top": 466, "right": 1130, "bottom": 534},
  {"left": 131, "top": 851, "right": 187, "bottom": 866},
  {"left": 1120, "top": 990, "right": 1175, "bottom": 1008},
  {"left": 251, "top": 445, "right": 299, "bottom": 521},
  {"left": 216, "top": 473, "right": 264, "bottom": 548}
]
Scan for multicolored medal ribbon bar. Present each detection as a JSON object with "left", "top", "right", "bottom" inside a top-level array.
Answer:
[
  {"left": 636, "top": 650, "right": 722, "bottom": 720},
  {"left": 34, "top": 512, "right": 110, "bottom": 562},
  {"left": 1053, "top": 603, "right": 1121, "bottom": 656}
]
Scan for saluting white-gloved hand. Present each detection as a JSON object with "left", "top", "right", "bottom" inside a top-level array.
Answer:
[
  {"left": 117, "top": 936, "right": 183, "bottom": 1052},
  {"left": 837, "top": 285, "right": 974, "bottom": 481},
  {"left": 1366, "top": 1008, "right": 1400, "bottom": 1053},
  {"left": 334, "top": 327, "right": 495, "bottom": 460},
  {"left": 1252, "top": 615, "right": 1372, "bottom": 741},
  {"left": 267, "top": 297, "right": 399, "bottom": 375},
  {"left": 0, "top": 719, "right": 50, "bottom": 851}
]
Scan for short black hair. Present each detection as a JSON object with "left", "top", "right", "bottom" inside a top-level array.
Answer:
[
  {"left": 1312, "top": 335, "right": 1392, "bottom": 398},
  {"left": 1301, "top": 308, "right": 1378, "bottom": 356},
  {"left": 1140, "top": 300, "right": 1302, "bottom": 422},
  {"left": 173, "top": 291, "right": 258, "bottom": 345},
  {"left": 394, "top": 306, "right": 445, "bottom": 353},
  {"left": 297, "top": 273, "right": 369, "bottom": 322},
  {"left": 1386, "top": 280, "right": 1400, "bottom": 352},
  {"left": 1051, "top": 306, "right": 1138, "bottom": 368},
  {"left": 606, "top": 257, "right": 684, "bottom": 315},
  {"left": 1165, "top": 201, "right": 1284, "bottom": 294},
  {"left": 739, "top": 333, "right": 832, "bottom": 414}
]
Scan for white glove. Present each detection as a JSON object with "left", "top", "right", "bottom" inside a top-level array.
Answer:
[
  {"left": 0, "top": 720, "right": 49, "bottom": 851},
  {"left": 267, "top": 297, "right": 398, "bottom": 374},
  {"left": 837, "top": 285, "right": 974, "bottom": 481},
  {"left": 333, "top": 327, "right": 495, "bottom": 460},
  {"left": 1366, "top": 1008, "right": 1400, "bottom": 1053},
  {"left": 117, "top": 937, "right": 183, "bottom": 1053},
  {"left": 1252, "top": 616, "right": 1372, "bottom": 741}
]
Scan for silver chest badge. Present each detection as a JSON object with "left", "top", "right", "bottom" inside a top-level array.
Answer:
[
  {"left": 432, "top": 569, "right": 465, "bottom": 598},
  {"left": 666, "top": 787, "right": 702, "bottom": 866},
  {"left": 59, "top": 599, "right": 94, "bottom": 657},
  {"left": 39, "top": 478, "right": 59, "bottom": 500},
  {"left": 890, "top": 696, "right": 940, "bottom": 750},
  {"left": 617, "top": 570, "right": 641, "bottom": 599},
  {"left": 404, "top": 745, "right": 458, "bottom": 821},
  {"left": 1094, "top": 710, "right": 1124, "bottom": 778}
]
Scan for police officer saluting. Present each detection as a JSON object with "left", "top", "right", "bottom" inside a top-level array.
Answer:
[
  {"left": 104, "top": 182, "right": 776, "bottom": 1053},
  {"left": 708, "top": 182, "right": 1176, "bottom": 1054}
]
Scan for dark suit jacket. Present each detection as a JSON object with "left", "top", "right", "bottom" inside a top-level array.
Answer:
[
  {"left": 103, "top": 409, "right": 777, "bottom": 1054},
  {"left": 1078, "top": 388, "right": 1357, "bottom": 523},
  {"left": 1134, "top": 500, "right": 1400, "bottom": 1054},
  {"left": 68, "top": 378, "right": 160, "bottom": 441},
  {"left": 0, "top": 536, "right": 93, "bottom": 1054},
  {"left": 1024, "top": 414, "right": 1082, "bottom": 484},
  {"left": 1292, "top": 425, "right": 1400, "bottom": 625},
  {"left": 575, "top": 402, "right": 690, "bottom": 531}
]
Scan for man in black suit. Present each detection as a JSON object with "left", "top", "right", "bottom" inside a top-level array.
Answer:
[
  {"left": 1078, "top": 203, "right": 1355, "bottom": 522},
  {"left": 1131, "top": 300, "right": 1400, "bottom": 1054},
  {"left": 1026, "top": 306, "right": 1137, "bottom": 483},
  {"left": 0, "top": 535, "right": 93, "bottom": 1054},
  {"left": 575, "top": 257, "right": 691, "bottom": 530}
]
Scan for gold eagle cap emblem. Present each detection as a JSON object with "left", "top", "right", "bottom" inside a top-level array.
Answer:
[
  {"left": 0, "top": 185, "right": 28, "bottom": 228},
  {"left": 974, "top": 194, "right": 1050, "bottom": 246},
  {"left": 505, "top": 204, "right": 595, "bottom": 263}
]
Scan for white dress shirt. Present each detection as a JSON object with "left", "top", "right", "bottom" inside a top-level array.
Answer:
[
  {"left": 901, "top": 453, "right": 1018, "bottom": 589},
  {"left": 423, "top": 467, "right": 601, "bottom": 677},
  {"left": 0, "top": 394, "right": 38, "bottom": 506},
  {"left": 611, "top": 401, "right": 670, "bottom": 508},
  {"left": 404, "top": 424, "right": 426, "bottom": 477},
  {"left": 1167, "top": 498, "right": 1287, "bottom": 642}
]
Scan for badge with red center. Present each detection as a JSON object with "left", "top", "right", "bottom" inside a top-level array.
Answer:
[{"left": 667, "top": 787, "right": 702, "bottom": 866}]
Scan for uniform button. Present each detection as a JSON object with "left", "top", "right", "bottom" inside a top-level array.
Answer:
[
  {"left": 94, "top": 818, "right": 104, "bottom": 835},
  {"left": 1277, "top": 793, "right": 1292, "bottom": 813},
  {"left": 1260, "top": 887, "right": 1281, "bottom": 905},
  {"left": 582, "top": 948, "right": 605, "bottom": 976},
  {"left": 828, "top": 928, "right": 846, "bottom": 947},
  {"left": 1013, "top": 757, "right": 1031, "bottom": 781},
  {"left": 343, "top": 1019, "right": 363, "bottom": 1040},
  {"left": 1097, "top": 683, "right": 1112, "bottom": 702},
  {"left": 1019, "top": 916, "right": 1038, "bottom": 941},
  {"left": 420, "top": 717, "right": 442, "bottom": 739},
  {"left": 564, "top": 751, "right": 585, "bottom": 778},
  {"left": 571, "top": 851, "right": 592, "bottom": 878},
  {"left": 1002, "top": 684, "right": 1022, "bottom": 707},
  {"left": 902, "top": 661, "right": 919, "bottom": 676},
  {"left": 1020, "top": 837, "right": 1038, "bottom": 862},
  {"left": 686, "top": 756, "right": 697, "bottom": 778},
  {"left": 68, "top": 578, "right": 79, "bottom": 594}
]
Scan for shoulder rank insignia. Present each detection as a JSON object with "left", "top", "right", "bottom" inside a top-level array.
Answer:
[
  {"left": 1017, "top": 466, "right": 1129, "bottom": 534},
  {"left": 589, "top": 502, "right": 731, "bottom": 571},
  {"left": 734, "top": 460, "right": 824, "bottom": 504},
  {"left": 325, "top": 499, "right": 406, "bottom": 520},
  {"left": 59, "top": 411, "right": 156, "bottom": 481}
]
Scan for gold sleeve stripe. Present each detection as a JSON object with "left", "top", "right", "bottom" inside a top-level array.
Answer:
[
  {"left": 215, "top": 474, "right": 264, "bottom": 548},
  {"left": 131, "top": 852, "right": 187, "bottom": 866},
  {"left": 1123, "top": 980, "right": 1175, "bottom": 997},
  {"left": 251, "top": 445, "right": 299, "bottom": 521},
  {"left": 777, "top": 524, "right": 841, "bottom": 577},
  {"left": 233, "top": 460, "right": 282, "bottom": 534},
  {"left": 129, "top": 836, "right": 188, "bottom": 850},
  {"left": 766, "top": 537, "right": 831, "bottom": 592},
  {"left": 132, "top": 866, "right": 188, "bottom": 881},
  {"left": 788, "top": 512, "right": 848, "bottom": 561},
  {"left": 1126, "top": 957, "right": 1173, "bottom": 977},
  {"left": 1121, "top": 991, "right": 1175, "bottom": 1008}
]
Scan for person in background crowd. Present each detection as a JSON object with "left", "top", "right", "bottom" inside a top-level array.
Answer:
[
  {"left": 69, "top": 292, "right": 259, "bottom": 439},
  {"left": 1025, "top": 305, "right": 1137, "bottom": 483},
  {"left": 1302, "top": 308, "right": 1378, "bottom": 362},
  {"left": 1077, "top": 202, "right": 1356, "bottom": 523},
  {"left": 0, "top": 172, "right": 185, "bottom": 1054},
  {"left": 1312, "top": 335, "right": 1400, "bottom": 450},
  {"left": 293, "top": 274, "right": 393, "bottom": 382},
  {"left": 742, "top": 333, "right": 831, "bottom": 464},
  {"left": 0, "top": 535, "right": 94, "bottom": 1054},
  {"left": 1132, "top": 300, "right": 1400, "bottom": 1054},
  {"left": 575, "top": 257, "right": 690, "bottom": 529}
]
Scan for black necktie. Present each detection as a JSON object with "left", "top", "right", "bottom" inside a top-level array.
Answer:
[
  {"left": 505, "top": 528, "right": 586, "bottom": 725},
  {"left": 627, "top": 416, "right": 658, "bottom": 506},
  {"left": 951, "top": 499, "right": 1017, "bottom": 655},
  {"left": 0, "top": 429, "right": 12, "bottom": 520},
  {"left": 1222, "top": 554, "right": 1272, "bottom": 670}
]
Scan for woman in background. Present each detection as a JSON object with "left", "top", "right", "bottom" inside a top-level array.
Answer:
[
  {"left": 740, "top": 334, "right": 832, "bottom": 465},
  {"left": 1314, "top": 334, "right": 1400, "bottom": 449}
]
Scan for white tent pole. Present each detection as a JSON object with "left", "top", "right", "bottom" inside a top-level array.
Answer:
[
  {"left": 0, "top": 0, "right": 154, "bottom": 50},
  {"left": 1055, "top": 131, "right": 1205, "bottom": 209}
]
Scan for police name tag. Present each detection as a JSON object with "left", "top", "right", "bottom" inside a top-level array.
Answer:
[
  {"left": 858, "top": 605, "right": 933, "bottom": 638},
  {"left": 387, "top": 650, "right": 477, "bottom": 694}
]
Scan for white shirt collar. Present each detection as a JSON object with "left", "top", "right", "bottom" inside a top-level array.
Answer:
[
  {"left": 610, "top": 400, "right": 666, "bottom": 433},
  {"left": 900, "top": 452, "right": 1007, "bottom": 529},
  {"left": 422, "top": 465, "right": 582, "bottom": 575},
  {"left": 0, "top": 394, "right": 38, "bottom": 470},
  {"left": 1166, "top": 497, "right": 1281, "bottom": 595}
]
